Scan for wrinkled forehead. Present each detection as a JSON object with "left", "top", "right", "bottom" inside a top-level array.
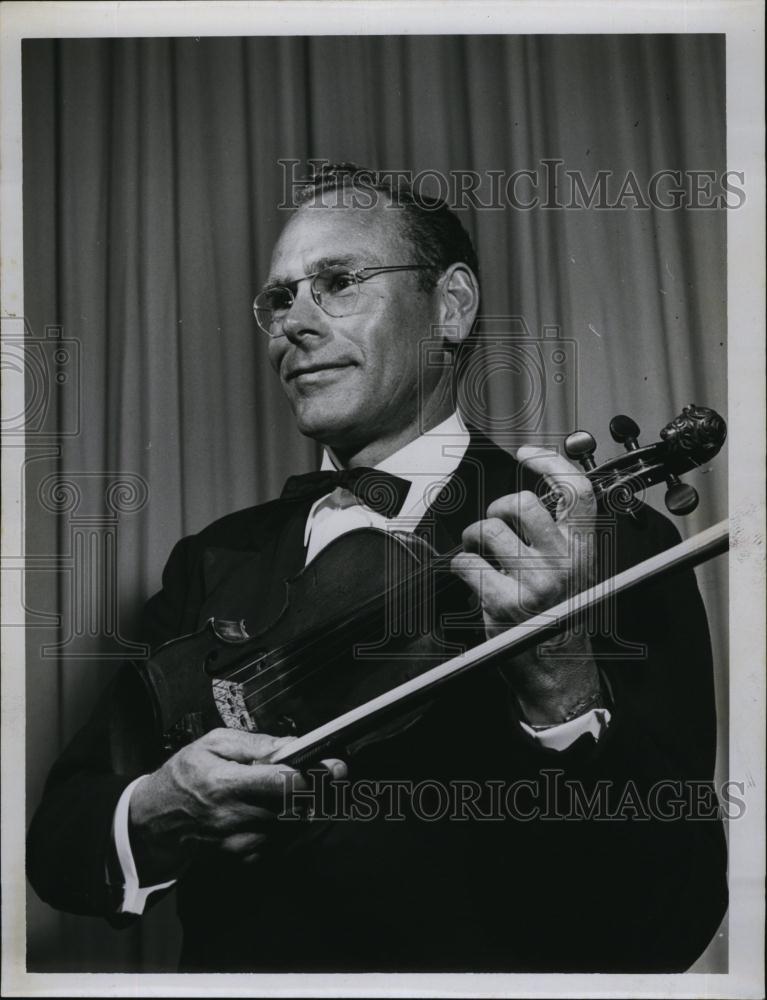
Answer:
[{"left": 268, "top": 200, "right": 409, "bottom": 282}]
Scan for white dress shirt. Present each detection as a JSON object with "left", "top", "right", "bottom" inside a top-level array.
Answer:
[
  {"left": 305, "top": 409, "right": 473, "bottom": 562},
  {"left": 113, "top": 411, "right": 610, "bottom": 913}
]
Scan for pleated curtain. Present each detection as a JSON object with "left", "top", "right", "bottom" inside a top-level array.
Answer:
[{"left": 22, "top": 34, "right": 727, "bottom": 971}]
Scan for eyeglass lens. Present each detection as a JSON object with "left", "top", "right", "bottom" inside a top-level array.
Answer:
[{"left": 255, "top": 266, "right": 361, "bottom": 334}]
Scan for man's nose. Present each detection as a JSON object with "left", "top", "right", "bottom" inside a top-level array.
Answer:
[{"left": 281, "top": 282, "right": 327, "bottom": 342}]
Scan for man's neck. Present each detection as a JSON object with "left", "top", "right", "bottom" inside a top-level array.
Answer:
[{"left": 325, "top": 403, "right": 458, "bottom": 470}]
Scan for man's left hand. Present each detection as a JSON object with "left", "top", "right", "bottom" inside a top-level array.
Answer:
[{"left": 451, "top": 446, "right": 603, "bottom": 727}]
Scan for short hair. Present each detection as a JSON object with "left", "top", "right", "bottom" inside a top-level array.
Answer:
[{"left": 293, "top": 162, "right": 481, "bottom": 299}]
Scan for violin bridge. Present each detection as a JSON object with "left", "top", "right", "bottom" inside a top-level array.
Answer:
[{"left": 212, "top": 679, "right": 257, "bottom": 732}]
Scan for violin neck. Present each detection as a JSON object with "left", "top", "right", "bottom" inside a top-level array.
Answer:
[{"left": 538, "top": 465, "right": 618, "bottom": 516}]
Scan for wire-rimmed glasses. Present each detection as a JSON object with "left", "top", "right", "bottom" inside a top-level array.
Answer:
[{"left": 253, "top": 264, "right": 431, "bottom": 337}]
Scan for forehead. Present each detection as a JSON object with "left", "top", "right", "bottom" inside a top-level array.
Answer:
[{"left": 268, "top": 202, "right": 408, "bottom": 280}]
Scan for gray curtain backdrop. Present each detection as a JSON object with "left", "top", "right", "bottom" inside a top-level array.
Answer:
[{"left": 22, "top": 35, "right": 727, "bottom": 972}]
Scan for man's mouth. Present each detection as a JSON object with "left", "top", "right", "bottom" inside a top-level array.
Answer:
[{"left": 286, "top": 362, "right": 354, "bottom": 383}]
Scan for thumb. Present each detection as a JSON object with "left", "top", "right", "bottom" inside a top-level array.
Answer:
[{"left": 203, "top": 728, "right": 296, "bottom": 764}]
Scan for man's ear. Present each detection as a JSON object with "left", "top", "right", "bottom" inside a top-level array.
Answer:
[{"left": 435, "top": 264, "right": 480, "bottom": 346}]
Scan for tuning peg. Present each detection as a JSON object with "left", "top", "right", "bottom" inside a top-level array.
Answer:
[
  {"left": 564, "top": 430, "right": 597, "bottom": 471},
  {"left": 664, "top": 474, "right": 699, "bottom": 516},
  {"left": 609, "top": 414, "right": 641, "bottom": 451}
]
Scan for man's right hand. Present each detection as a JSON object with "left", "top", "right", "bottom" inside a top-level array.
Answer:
[{"left": 127, "top": 728, "right": 347, "bottom": 884}]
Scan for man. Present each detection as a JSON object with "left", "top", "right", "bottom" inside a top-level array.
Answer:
[{"left": 28, "top": 164, "right": 727, "bottom": 972}]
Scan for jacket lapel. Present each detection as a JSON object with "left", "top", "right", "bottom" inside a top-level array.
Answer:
[{"left": 416, "top": 430, "right": 535, "bottom": 553}]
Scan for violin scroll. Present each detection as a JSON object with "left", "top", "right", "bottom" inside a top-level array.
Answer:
[
  {"left": 659, "top": 404, "right": 727, "bottom": 459},
  {"left": 554, "top": 404, "right": 726, "bottom": 518}
]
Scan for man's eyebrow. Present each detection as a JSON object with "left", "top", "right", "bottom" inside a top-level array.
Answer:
[{"left": 263, "top": 255, "right": 369, "bottom": 290}]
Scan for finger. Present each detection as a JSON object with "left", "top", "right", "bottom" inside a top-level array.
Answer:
[
  {"left": 240, "top": 851, "right": 263, "bottom": 866},
  {"left": 225, "top": 803, "right": 281, "bottom": 826},
  {"left": 202, "top": 728, "right": 297, "bottom": 764},
  {"left": 318, "top": 758, "right": 348, "bottom": 780},
  {"left": 451, "top": 551, "right": 531, "bottom": 626},
  {"left": 483, "top": 493, "right": 565, "bottom": 554},
  {"left": 516, "top": 446, "right": 596, "bottom": 522},
  {"left": 462, "top": 515, "right": 523, "bottom": 557},
  {"left": 236, "top": 761, "right": 305, "bottom": 802},
  {"left": 218, "top": 830, "right": 269, "bottom": 857}
]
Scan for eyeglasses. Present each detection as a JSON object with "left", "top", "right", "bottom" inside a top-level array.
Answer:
[{"left": 253, "top": 264, "right": 431, "bottom": 338}]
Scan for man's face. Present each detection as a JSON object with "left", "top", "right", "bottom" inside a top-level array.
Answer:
[{"left": 266, "top": 203, "right": 440, "bottom": 454}]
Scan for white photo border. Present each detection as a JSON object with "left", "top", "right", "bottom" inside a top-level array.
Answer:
[{"left": 1, "top": 1, "right": 764, "bottom": 997}]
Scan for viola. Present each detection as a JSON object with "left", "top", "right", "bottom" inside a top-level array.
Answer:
[{"left": 110, "top": 404, "right": 727, "bottom": 775}]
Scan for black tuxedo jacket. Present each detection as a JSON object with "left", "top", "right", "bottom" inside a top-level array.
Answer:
[{"left": 27, "top": 432, "right": 727, "bottom": 972}]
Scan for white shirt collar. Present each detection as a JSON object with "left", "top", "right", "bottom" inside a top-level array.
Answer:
[
  {"left": 304, "top": 411, "right": 471, "bottom": 546},
  {"left": 321, "top": 410, "right": 469, "bottom": 476}
]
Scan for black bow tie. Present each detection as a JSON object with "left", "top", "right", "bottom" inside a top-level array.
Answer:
[{"left": 280, "top": 467, "right": 411, "bottom": 518}]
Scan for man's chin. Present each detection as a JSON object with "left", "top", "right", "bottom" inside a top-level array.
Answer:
[{"left": 293, "top": 404, "right": 362, "bottom": 449}]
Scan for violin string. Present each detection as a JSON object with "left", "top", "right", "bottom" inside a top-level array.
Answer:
[
  {"left": 222, "top": 569, "right": 447, "bottom": 690},
  {"left": 220, "top": 474, "right": 616, "bottom": 700},
  {"left": 222, "top": 541, "right": 464, "bottom": 689},
  {"left": 231, "top": 462, "right": 690, "bottom": 719},
  {"left": 239, "top": 571, "right": 454, "bottom": 708},
  {"left": 217, "top": 473, "right": 618, "bottom": 704},
  {"left": 240, "top": 616, "right": 363, "bottom": 699},
  {"left": 237, "top": 536, "right": 544, "bottom": 715},
  {"left": 235, "top": 480, "right": 638, "bottom": 719},
  {"left": 219, "top": 472, "right": 576, "bottom": 690},
  {"left": 237, "top": 616, "right": 409, "bottom": 716},
  {"left": 242, "top": 609, "right": 461, "bottom": 718},
  {"left": 244, "top": 656, "right": 331, "bottom": 713}
]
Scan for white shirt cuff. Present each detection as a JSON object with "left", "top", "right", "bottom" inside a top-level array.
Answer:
[
  {"left": 112, "top": 775, "right": 176, "bottom": 915},
  {"left": 519, "top": 707, "right": 611, "bottom": 751}
]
